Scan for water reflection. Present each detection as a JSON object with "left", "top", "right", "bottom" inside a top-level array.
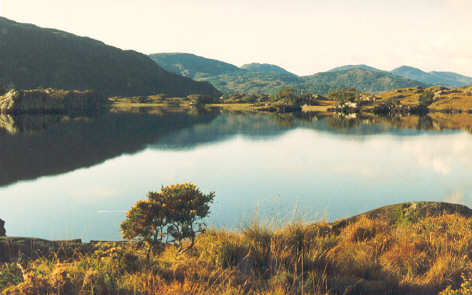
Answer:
[
  {"left": 0, "top": 110, "right": 219, "bottom": 187},
  {"left": 1, "top": 109, "right": 472, "bottom": 241}
]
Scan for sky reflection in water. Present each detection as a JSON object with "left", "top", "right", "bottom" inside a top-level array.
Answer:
[{"left": 1, "top": 113, "right": 471, "bottom": 241}]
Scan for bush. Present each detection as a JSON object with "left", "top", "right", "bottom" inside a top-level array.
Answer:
[
  {"left": 0, "top": 218, "right": 5, "bottom": 236},
  {"left": 121, "top": 183, "right": 215, "bottom": 255},
  {"left": 327, "top": 88, "right": 361, "bottom": 105},
  {"left": 440, "top": 273, "right": 472, "bottom": 295},
  {"left": 419, "top": 90, "right": 434, "bottom": 106}
]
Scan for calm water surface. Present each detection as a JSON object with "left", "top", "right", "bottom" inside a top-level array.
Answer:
[{"left": 1, "top": 110, "right": 471, "bottom": 241}]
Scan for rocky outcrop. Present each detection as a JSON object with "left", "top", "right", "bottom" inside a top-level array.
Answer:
[
  {"left": 331, "top": 201, "right": 472, "bottom": 232},
  {"left": 0, "top": 89, "right": 106, "bottom": 114},
  {"left": 0, "top": 218, "right": 5, "bottom": 236}
]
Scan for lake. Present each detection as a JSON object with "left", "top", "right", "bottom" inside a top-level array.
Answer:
[{"left": 1, "top": 109, "right": 471, "bottom": 241}]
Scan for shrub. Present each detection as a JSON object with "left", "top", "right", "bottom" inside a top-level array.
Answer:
[
  {"left": 419, "top": 90, "right": 434, "bottom": 106},
  {"left": 440, "top": 273, "right": 472, "bottom": 295},
  {"left": 121, "top": 183, "right": 215, "bottom": 255},
  {"left": 0, "top": 218, "right": 5, "bottom": 236},
  {"left": 327, "top": 88, "right": 361, "bottom": 105}
]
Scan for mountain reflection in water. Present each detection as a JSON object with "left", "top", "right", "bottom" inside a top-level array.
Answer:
[{"left": 1, "top": 109, "right": 472, "bottom": 241}]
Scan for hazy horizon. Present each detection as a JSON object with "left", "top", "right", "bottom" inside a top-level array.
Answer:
[{"left": 1, "top": 0, "right": 471, "bottom": 76}]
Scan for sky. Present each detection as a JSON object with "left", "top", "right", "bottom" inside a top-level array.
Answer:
[{"left": 1, "top": 0, "right": 471, "bottom": 76}]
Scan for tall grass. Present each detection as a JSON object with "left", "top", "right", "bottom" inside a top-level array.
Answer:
[{"left": 3, "top": 212, "right": 472, "bottom": 294}]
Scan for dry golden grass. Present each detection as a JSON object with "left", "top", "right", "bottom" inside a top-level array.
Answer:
[
  {"left": 4, "top": 204, "right": 472, "bottom": 294},
  {"left": 429, "top": 95, "right": 472, "bottom": 112}
]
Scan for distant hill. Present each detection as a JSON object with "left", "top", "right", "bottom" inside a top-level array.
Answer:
[
  {"left": 392, "top": 66, "right": 472, "bottom": 88},
  {"left": 328, "top": 64, "right": 384, "bottom": 73},
  {"left": 241, "top": 63, "right": 296, "bottom": 76},
  {"left": 150, "top": 53, "right": 429, "bottom": 94},
  {"left": 299, "top": 68, "right": 429, "bottom": 94},
  {"left": 206, "top": 71, "right": 302, "bottom": 95},
  {"left": 149, "top": 53, "right": 241, "bottom": 79},
  {"left": 0, "top": 17, "right": 220, "bottom": 97}
]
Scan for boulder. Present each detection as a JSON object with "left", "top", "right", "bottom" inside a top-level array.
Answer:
[
  {"left": 0, "top": 89, "right": 107, "bottom": 114},
  {"left": 0, "top": 218, "right": 5, "bottom": 236}
]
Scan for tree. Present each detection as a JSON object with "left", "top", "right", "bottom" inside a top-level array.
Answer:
[
  {"left": 275, "top": 88, "right": 297, "bottom": 100},
  {"left": 327, "top": 88, "right": 360, "bottom": 106},
  {"left": 419, "top": 90, "right": 434, "bottom": 106},
  {"left": 121, "top": 183, "right": 215, "bottom": 255},
  {"left": 0, "top": 219, "right": 5, "bottom": 237}
]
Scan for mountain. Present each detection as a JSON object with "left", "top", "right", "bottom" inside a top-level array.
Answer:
[
  {"left": 149, "top": 53, "right": 301, "bottom": 94},
  {"left": 206, "top": 71, "right": 302, "bottom": 95},
  {"left": 0, "top": 17, "right": 220, "bottom": 97},
  {"left": 392, "top": 66, "right": 472, "bottom": 88},
  {"left": 149, "top": 53, "right": 428, "bottom": 94},
  {"left": 149, "top": 53, "right": 241, "bottom": 79},
  {"left": 300, "top": 68, "right": 429, "bottom": 94},
  {"left": 241, "top": 63, "right": 296, "bottom": 76},
  {"left": 328, "top": 64, "right": 384, "bottom": 73}
]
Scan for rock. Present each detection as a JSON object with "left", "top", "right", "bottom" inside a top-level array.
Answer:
[
  {"left": 0, "top": 218, "right": 5, "bottom": 236},
  {"left": 331, "top": 201, "right": 472, "bottom": 232},
  {"left": 0, "top": 89, "right": 106, "bottom": 114}
]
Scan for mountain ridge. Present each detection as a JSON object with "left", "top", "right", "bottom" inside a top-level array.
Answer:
[
  {"left": 392, "top": 65, "right": 472, "bottom": 88},
  {"left": 241, "top": 63, "right": 297, "bottom": 76},
  {"left": 149, "top": 53, "right": 432, "bottom": 94},
  {"left": 0, "top": 17, "right": 220, "bottom": 97}
]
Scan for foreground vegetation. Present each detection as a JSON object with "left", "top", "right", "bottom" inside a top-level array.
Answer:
[{"left": 3, "top": 201, "right": 472, "bottom": 294}]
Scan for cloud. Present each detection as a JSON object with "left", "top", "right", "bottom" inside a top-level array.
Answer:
[{"left": 402, "top": 133, "right": 472, "bottom": 175}]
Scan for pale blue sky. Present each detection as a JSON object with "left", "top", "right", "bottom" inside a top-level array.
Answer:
[{"left": 1, "top": 0, "right": 471, "bottom": 76}]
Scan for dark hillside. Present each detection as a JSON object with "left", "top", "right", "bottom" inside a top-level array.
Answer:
[{"left": 0, "top": 17, "right": 220, "bottom": 97}]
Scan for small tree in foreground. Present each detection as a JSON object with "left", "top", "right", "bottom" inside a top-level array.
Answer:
[
  {"left": 121, "top": 183, "right": 215, "bottom": 255},
  {"left": 0, "top": 218, "right": 5, "bottom": 236}
]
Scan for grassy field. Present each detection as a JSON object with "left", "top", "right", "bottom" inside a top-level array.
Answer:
[{"left": 2, "top": 202, "right": 472, "bottom": 295}]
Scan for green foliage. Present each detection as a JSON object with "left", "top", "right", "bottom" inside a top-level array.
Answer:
[
  {"left": 373, "top": 98, "right": 400, "bottom": 114},
  {"left": 327, "top": 88, "right": 360, "bottom": 104},
  {"left": 274, "top": 88, "right": 298, "bottom": 102},
  {"left": 419, "top": 90, "right": 434, "bottom": 106},
  {"left": 273, "top": 88, "right": 312, "bottom": 107},
  {"left": 440, "top": 273, "right": 472, "bottom": 295},
  {"left": 0, "top": 218, "right": 5, "bottom": 237},
  {"left": 121, "top": 183, "right": 215, "bottom": 254},
  {"left": 0, "top": 263, "right": 23, "bottom": 290}
]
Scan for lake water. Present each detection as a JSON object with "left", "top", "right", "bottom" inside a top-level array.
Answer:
[{"left": 1, "top": 110, "right": 472, "bottom": 241}]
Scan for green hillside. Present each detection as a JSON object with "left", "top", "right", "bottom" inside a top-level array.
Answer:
[
  {"left": 206, "top": 72, "right": 303, "bottom": 95},
  {"left": 0, "top": 17, "right": 220, "bottom": 97},
  {"left": 392, "top": 66, "right": 472, "bottom": 88},
  {"left": 149, "top": 52, "right": 430, "bottom": 95},
  {"left": 328, "top": 64, "right": 383, "bottom": 73},
  {"left": 241, "top": 63, "right": 296, "bottom": 76},
  {"left": 148, "top": 53, "right": 241, "bottom": 79},
  {"left": 300, "top": 68, "right": 430, "bottom": 94}
]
